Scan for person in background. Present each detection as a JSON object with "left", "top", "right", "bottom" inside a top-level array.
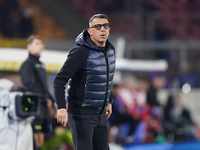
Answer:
[
  {"left": 54, "top": 14, "right": 116, "bottom": 150},
  {"left": 109, "top": 84, "right": 140, "bottom": 144},
  {"left": 146, "top": 75, "right": 165, "bottom": 141},
  {"left": 20, "top": 35, "right": 55, "bottom": 150},
  {"left": 164, "top": 94, "right": 197, "bottom": 142},
  {"left": 146, "top": 75, "right": 165, "bottom": 107}
]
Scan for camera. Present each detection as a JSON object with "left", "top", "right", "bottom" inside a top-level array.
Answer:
[
  {"left": 0, "top": 79, "right": 40, "bottom": 120},
  {"left": 0, "top": 79, "right": 41, "bottom": 150},
  {"left": 2, "top": 91, "right": 41, "bottom": 120}
]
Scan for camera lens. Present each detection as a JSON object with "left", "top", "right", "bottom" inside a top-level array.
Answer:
[{"left": 21, "top": 95, "right": 38, "bottom": 112}]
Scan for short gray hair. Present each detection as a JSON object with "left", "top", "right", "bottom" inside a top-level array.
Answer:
[{"left": 89, "top": 14, "right": 109, "bottom": 28}]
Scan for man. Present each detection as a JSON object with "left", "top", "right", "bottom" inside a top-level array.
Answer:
[
  {"left": 20, "top": 35, "right": 54, "bottom": 150},
  {"left": 147, "top": 75, "right": 165, "bottom": 107},
  {"left": 146, "top": 75, "right": 165, "bottom": 139},
  {"left": 54, "top": 14, "right": 116, "bottom": 150}
]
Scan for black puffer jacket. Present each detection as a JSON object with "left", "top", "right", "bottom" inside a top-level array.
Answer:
[{"left": 54, "top": 29, "right": 116, "bottom": 115}]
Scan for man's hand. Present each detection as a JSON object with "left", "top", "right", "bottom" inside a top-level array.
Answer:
[
  {"left": 46, "top": 98, "right": 55, "bottom": 117},
  {"left": 106, "top": 103, "right": 112, "bottom": 119},
  {"left": 46, "top": 98, "right": 52, "bottom": 108},
  {"left": 57, "top": 109, "right": 68, "bottom": 127}
]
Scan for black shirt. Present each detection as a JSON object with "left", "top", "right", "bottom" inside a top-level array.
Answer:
[
  {"left": 20, "top": 53, "right": 52, "bottom": 104},
  {"left": 146, "top": 85, "right": 160, "bottom": 106}
]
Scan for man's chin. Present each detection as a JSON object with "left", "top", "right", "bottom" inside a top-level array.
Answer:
[
  {"left": 98, "top": 41, "right": 106, "bottom": 46},
  {"left": 98, "top": 39, "right": 107, "bottom": 43}
]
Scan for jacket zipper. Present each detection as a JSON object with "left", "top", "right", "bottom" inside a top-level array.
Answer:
[{"left": 100, "top": 50, "right": 109, "bottom": 114}]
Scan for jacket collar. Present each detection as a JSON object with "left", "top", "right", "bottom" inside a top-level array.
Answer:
[{"left": 28, "top": 53, "right": 40, "bottom": 61}]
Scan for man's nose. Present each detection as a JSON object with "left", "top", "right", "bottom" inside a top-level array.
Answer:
[{"left": 100, "top": 26, "right": 105, "bottom": 31}]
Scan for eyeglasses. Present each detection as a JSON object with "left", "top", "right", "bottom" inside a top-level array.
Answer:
[{"left": 90, "top": 23, "right": 110, "bottom": 30}]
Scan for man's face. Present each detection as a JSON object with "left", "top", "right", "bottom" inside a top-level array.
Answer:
[
  {"left": 153, "top": 77, "right": 165, "bottom": 89},
  {"left": 88, "top": 18, "right": 110, "bottom": 47},
  {"left": 27, "top": 39, "right": 44, "bottom": 56}
]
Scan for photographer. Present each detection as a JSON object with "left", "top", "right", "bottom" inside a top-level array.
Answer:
[{"left": 0, "top": 79, "right": 40, "bottom": 150}]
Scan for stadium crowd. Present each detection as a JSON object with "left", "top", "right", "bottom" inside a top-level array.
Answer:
[{"left": 108, "top": 74, "right": 198, "bottom": 145}]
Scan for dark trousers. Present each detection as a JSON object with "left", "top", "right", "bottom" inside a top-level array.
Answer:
[{"left": 68, "top": 113, "right": 109, "bottom": 150}]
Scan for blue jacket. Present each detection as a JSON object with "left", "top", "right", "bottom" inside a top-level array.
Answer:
[{"left": 54, "top": 29, "right": 116, "bottom": 115}]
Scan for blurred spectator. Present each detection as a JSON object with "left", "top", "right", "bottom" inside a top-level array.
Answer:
[
  {"left": 149, "top": 71, "right": 173, "bottom": 89},
  {"left": 109, "top": 84, "right": 140, "bottom": 144},
  {"left": 146, "top": 75, "right": 165, "bottom": 141},
  {"left": 110, "top": 77, "right": 156, "bottom": 144},
  {"left": 164, "top": 94, "right": 197, "bottom": 142},
  {"left": 146, "top": 75, "right": 165, "bottom": 107},
  {"left": 178, "top": 62, "right": 199, "bottom": 89},
  {"left": 109, "top": 77, "right": 167, "bottom": 144},
  {"left": 117, "top": 77, "right": 142, "bottom": 117}
]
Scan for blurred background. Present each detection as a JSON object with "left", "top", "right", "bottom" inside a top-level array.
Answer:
[{"left": 1, "top": 0, "right": 200, "bottom": 150}]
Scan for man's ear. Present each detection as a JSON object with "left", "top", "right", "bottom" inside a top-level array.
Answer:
[
  {"left": 87, "top": 28, "right": 92, "bottom": 36},
  {"left": 27, "top": 44, "right": 31, "bottom": 53}
]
